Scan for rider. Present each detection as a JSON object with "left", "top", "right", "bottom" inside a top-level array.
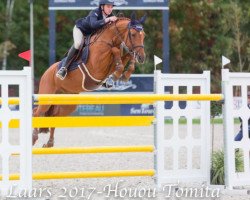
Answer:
[{"left": 56, "top": 0, "right": 117, "bottom": 80}]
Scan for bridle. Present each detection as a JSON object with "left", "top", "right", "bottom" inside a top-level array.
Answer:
[{"left": 114, "top": 21, "right": 145, "bottom": 59}]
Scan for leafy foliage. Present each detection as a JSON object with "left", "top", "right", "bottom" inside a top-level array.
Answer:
[
  {"left": 211, "top": 149, "right": 243, "bottom": 185},
  {"left": 211, "top": 101, "right": 222, "bottom": 118},
  {"left": 170, "top": 0, "right": 250, "bottom": 92}
]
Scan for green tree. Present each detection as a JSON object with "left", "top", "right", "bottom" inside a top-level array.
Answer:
[
  {"left": 0, "top": 0, "right": 16, "bottom": 69},
  {"left": 170, "top": 0, "right": 230, "bottom": 91},
  {"left": 169, "top": 0, "right": 250, "bottom": 91},
  {"left": 0, "top": 0, "right": 49, "bottom": 77},
  {"left": 220, "top": 0, "right": 250, "bottom": 72}
]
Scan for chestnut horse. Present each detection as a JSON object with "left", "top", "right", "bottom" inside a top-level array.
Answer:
[{"left": 33, "top": 14, "right": 146, "bottom": 147}]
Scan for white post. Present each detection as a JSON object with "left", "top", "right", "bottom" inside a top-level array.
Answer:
[
  {"left": 19, "top": 67, "right": 33, "bottom": 192},
  {"left": 154, "top": 70, "right": 165, "bottom": 188},
  {"left": 0, "top": 67, "right": 32, "bottom": 195},
  {"left": 203, "top": 71, "right": 211, "bottom": 185},
  {"left": 222, "top": 68, "right": 234, "bottom": 189}
]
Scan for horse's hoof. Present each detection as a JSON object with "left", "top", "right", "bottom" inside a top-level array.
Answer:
[
  {"left": 32, "top": 133, "right": 38, "bottom": 146},
  {"left": 120, "top": 75, "right": 129, "bottom": 82},
  {"left": 42, "top": 140, "right": 54, "bottom": 148}
]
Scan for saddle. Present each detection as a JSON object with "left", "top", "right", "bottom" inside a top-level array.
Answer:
[{"left": 58, "top": 35, "right": 91, "bottom": 72}]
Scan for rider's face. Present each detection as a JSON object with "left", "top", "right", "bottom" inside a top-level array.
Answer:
[{"left": 102, "top": 4, "right": 113, "bottom": 15}]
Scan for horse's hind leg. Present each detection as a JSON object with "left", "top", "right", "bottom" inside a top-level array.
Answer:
[
  {"left": 32, "top": 129, "right": 39, "bottom": 145},
  {"left": 32, "top": 62, "right": 58, "bottom": 145},
  {"left": 32, "top": 105, "right": 52, "bottom": 145},
  {"left": 42, "top": 128, "right": 55, "bottom": 148},
  {"left": 32, "top": 106, "right": 45, "bottom": 145},
  {"left": 42, "top": 105, "right": 77, "bottom": 148},
  {"left": 32, "top": 106, "right": 39, "bottom": 145}
]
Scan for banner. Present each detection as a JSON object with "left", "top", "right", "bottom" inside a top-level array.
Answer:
[{"left": 49, "top": 0, "right": 169, "bottom": 10}]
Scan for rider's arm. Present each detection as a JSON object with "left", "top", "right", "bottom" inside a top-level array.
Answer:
[{"left": 89, "top": 11, "right": 107, "bottom": 29}]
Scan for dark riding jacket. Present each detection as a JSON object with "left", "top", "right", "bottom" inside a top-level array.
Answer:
[{"left": 75, "top": 8, "right": 114, "bottom": 35}]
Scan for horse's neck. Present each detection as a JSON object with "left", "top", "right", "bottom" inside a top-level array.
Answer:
[
  {"left": 86, "top": 21, "right": 129, "bottom": 80},
  {"left": 94, "top": 20, "right": 128, "bottom": 47}
]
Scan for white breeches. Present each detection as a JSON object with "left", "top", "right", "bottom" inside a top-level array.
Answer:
[{"left": 73, "top": 25, "right": 84, "bottom": 49}]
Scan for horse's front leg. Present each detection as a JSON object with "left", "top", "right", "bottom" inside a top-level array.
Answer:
[
  {"left": 111, "top": 47, "right": 124, "bottom": 81},
  {"left": 121, "top": 57, "right": 135, "bottom": 82}
]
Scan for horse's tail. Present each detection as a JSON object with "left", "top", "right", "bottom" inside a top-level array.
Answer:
[{"left": 39, "top": 105, "right": 55, "bottom": 133}]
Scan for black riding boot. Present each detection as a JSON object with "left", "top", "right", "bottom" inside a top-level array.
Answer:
[{"left": 56, "top": 45, "right": 78, "bottom": 80}]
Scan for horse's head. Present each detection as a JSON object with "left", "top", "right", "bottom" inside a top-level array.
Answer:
[
  {"left": 119, "top": 13, "right": 146, "bottom": 64},
  {"left": 95, "top": 14, "right": 146, "bottom": 64},
  {"left": 126, "top": 13, "right": 146, "bottom": 64}
]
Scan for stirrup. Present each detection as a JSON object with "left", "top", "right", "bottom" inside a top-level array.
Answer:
[{"left": 56, "top": 67, "right": 67, "bottom": 80}]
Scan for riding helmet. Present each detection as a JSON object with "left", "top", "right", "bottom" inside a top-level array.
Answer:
[{"left": 99, "top": 0, "right": 115, "bottom": 6}]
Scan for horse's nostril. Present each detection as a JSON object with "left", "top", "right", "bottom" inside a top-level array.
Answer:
[
  {"left": 139, "top": 56, "right": 145, "bottom": 63},
  {"left": 136, "top": 53, "right": 145, "bottom": 64}
]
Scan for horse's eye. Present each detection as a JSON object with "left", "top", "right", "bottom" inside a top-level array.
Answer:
[{"left": 131, "top": 33, "right": 136, "bottom": 37}]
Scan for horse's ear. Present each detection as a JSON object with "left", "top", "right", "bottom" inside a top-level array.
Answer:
[
  {"left": 139, "top": 14, "right": 147, "bottom": 24},
  {"left": 131, "top": 11, "right": 136, "bottom": 22}
]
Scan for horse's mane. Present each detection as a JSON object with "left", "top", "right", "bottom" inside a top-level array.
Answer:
[{"left": 93, "top": 17, "right": 131, "bottom": 36}]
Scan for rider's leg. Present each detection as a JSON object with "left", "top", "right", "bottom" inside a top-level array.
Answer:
[{"left": 56, "top": 26, "right": 83, "bottom": 80}]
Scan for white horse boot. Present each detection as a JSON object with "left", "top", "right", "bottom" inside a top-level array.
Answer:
[{"left": 102, "top": 75, "right": 114, "bottom": 88}]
